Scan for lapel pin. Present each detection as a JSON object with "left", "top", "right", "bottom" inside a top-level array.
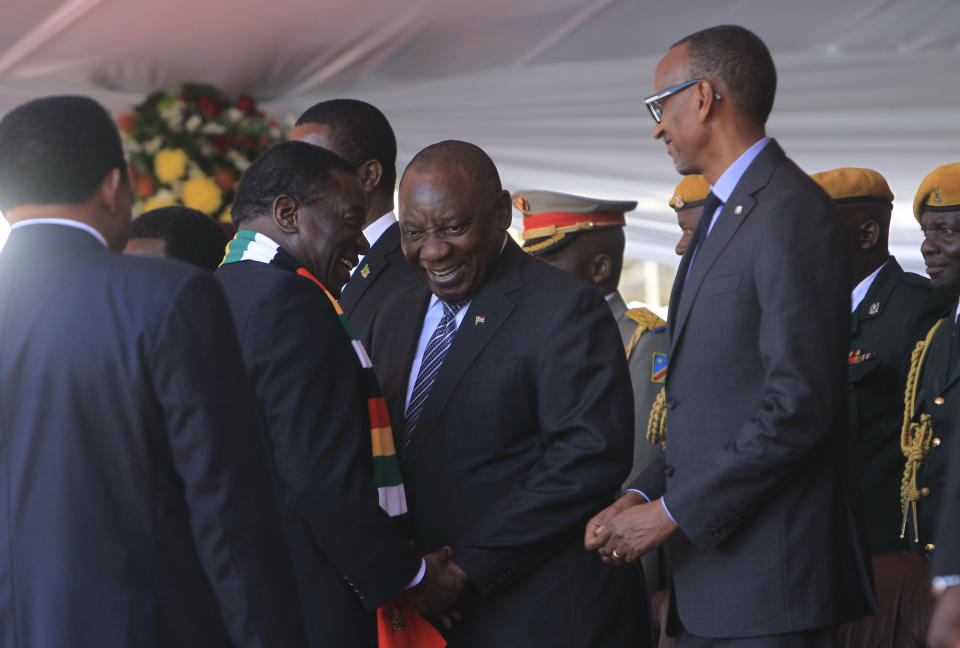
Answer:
[
  {"left": 359, "top": 264, "right": 370, "bottom": 279},
  {"left": 868, "top": 302, "right": 880, "bottom": 315},
  {"left": 734, "top": 205, "right": 743, "bottom": 214},
  {"left": 475, "top": 315, "right": 486, "bottom": 326}
]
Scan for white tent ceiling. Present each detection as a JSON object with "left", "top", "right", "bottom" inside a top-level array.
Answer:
[{"left": 2, "top": 0, "right": 960, "bottom": 275}]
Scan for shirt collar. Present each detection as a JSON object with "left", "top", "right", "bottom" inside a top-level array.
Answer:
[
  {"left": 851, "top": 259, "right": 888, "bottom": 313},
  {"left": 710, "top": 136, "right": 771, "bottom": 204},
  {"left": 363, "top": 211, "right": 396, "bottom": 248},
  {"left": 10, "top": 218, "right": 108, "bottom": 248}
]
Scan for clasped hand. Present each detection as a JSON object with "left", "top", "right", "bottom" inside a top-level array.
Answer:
[
  {"left": 584, "top": 492, "right": 678, "bottom": 563},
  {"left": 406, "top": 546, "right": 468, "bottom": 628}
]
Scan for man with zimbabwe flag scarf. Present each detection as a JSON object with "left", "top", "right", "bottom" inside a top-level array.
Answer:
[{"left": 217, "top": 141, "right": 462, "bottom": 647}]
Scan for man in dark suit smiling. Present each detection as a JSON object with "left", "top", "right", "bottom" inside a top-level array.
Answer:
[
  {"left": 586, "top": 25, "right": 875, "bottom": 646},
  {"left": 367, "top": 140, "right": 649, "bottom": 647}
]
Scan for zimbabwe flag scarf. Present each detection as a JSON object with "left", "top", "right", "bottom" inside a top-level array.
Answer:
[{"left": 222, "top": 230, "right": 445, "bottom": 648}]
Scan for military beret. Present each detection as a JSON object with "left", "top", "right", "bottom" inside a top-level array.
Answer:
[
  {"left": 914, "top": 162, "right": 960, "bottom": 223},
  {"left": 810, "top": 167, "right": 893, "bottom": 206},
  {"left": 669, "top": 175, "right": 710, "bottom": 211},
  {"left": 515, "top": 190, "right": 635, "bottom": 256}
]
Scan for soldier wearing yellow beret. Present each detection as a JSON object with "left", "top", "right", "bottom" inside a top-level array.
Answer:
[
  {"left": 669, "top": 174, "right": 710, "bottom": 256},
  {"left": 811, "top": 168, "right": 951, "bottom": 555},
  {"left": 897, "top": 163, "right": 960, "bottom": 562}
]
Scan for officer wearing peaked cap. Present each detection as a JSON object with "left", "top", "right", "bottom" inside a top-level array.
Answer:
[
  {"left": 897, "top": 163, "right": 960, "bottom": 559},
  {"left": 518, "top": 190, "right": 668, "bottom": 483},
  {"left": 811, "top": 167, "right": 951, "bottom": 555},
  {"left": 669, "top": 174, "right": 710, "bottom": 257}
]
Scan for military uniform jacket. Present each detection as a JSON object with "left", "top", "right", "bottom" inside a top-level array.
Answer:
[
  {"left": 847, "top": 258, "right": 952, "bottom": 554},
  {"left": 607, "top": 292, "right": 667, "bottom": 485},
  {"left": 908, "top": 298, "right": 960, "bottom": 554}
]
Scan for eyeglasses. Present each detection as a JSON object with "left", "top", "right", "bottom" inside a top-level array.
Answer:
[
  {"left": 643, "top": 79, "right": 721, "bottom": 124},
  {"left": 920, "top": 225, "right": 958, "bottom": 244}
]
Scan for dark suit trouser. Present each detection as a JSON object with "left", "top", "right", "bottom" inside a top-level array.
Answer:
[{"left": 677, "top": 626, "right": 836, "bottom": 647}]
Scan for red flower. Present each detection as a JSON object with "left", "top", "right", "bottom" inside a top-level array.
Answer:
[
  {"left": 135, "top": 175, "right": 156, "bottom": 198},
  {"left": 260, "top": 136, "right": 270, "bottom": 147},
  {"left": 237, "top": 95, "right": 256, "bottom": 115},
  {"left": 211, "top": 134, "right": 233, "bottom": 154},
  {"left": 214, "top": 169, "right": 237, "bottom": 192},
  {"left": 197, "top": 97, "right": 221, "bottom": 119}
]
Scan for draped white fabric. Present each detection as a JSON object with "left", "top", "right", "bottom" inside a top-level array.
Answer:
[{"left": 2, "top": 0, "right": 960, "bottom": 271}]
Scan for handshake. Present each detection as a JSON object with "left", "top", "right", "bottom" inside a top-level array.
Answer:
[{"left": 405, "top": 546, "right": 469, "bottom": 628}]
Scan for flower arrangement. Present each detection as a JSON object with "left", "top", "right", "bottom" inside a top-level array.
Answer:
[{"left": 117, "top": 83, "right": 288, "bottom": 221}]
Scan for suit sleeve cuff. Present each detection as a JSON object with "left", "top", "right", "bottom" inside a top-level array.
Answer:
[
  {"left": 660, "top": 497, "right": 678, "bottom": 525},
  {"left": 405, "top": 559, "right": 427, "bottom": 589},
  {"left": 624, "top": 488, "right": 651, "bottom": 503}
]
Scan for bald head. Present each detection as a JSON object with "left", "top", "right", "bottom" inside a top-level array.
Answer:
[
  {"left": 402, "top": 140, "right": 502, "bottom": 198},
  {"left": 398, "top": 140, "right": 511, "bottom": 302}
]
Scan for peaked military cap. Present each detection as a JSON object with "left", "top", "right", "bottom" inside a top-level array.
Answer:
[
  {"left": 516, "top": 189, "right": 635, "bottom": 256},
  {"left": 669, "top": 175, "right": 710, "bottom": 211},
  {"left": 914, "top": 162, "right": 960, "bottom": 223},
  {"left": 810, "top": 168, "right": 893, "bottom": 206}
]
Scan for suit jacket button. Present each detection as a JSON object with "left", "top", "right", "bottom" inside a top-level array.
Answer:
[
  {"left": 925, "top": 543, "right": 936, "bottom": 553},
  {"left": 934, "top": 396, "right": 945, "bottom": 405},
  {"left": 666, "top": 399, "right": 677, "bottom": 410},
  {"left": 920, "top": 487, "right": 931, "bottom": 497},
  {"left": 664, "top": 464, "right": 675, "bottom": 476},
  {"left": 933, "top": 437, "right": 942, "bottom": 448}
]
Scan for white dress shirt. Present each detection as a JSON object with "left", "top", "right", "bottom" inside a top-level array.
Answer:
[
  {"left": 850, "top": 261, "right": 887, "bottom": 313},
  {"left": 10, "top": 218, "right": 108, "bottom": 247}
]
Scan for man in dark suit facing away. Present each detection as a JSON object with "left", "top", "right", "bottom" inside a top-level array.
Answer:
[
  {"left": 291, "top": 99, "right": 419, "bottom": 341},
  {"left": 586, "top": 26, "right": 876, "bottom": 646},
  {"left": 0, "top": 96, "right": 306, "bottom": 647},
  {"left": 366, "top": 140, "right": 650, "bottom": 647},
  {"left": 216, "top": 141, "right": 463, "bottom": 647}
]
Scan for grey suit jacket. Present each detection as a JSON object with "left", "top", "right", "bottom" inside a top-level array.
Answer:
[{"left": 630, "top": 140, "right": 875, "bottom": 637}]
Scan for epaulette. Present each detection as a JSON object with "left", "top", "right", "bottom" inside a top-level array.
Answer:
[
  {"left": 624, "top": 307, "right": 667, "bottom": 359},
  {"left": 625, "top": 307, "right": 666, "bottom": 332}
]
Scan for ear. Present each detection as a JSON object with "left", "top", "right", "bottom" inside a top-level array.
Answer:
[
  {"left": 273, "top": 195, "right": 299, "bottom": 234},
  {"left": 859, "top": 220, "right": 880, "bottom": 250},
  {"left": 356, "top": 160, "right": 383, "bottom": 194},
  {"left": 99, "top": 167, "right": 126, "bottom": 214},
  {"left": 591, "top": 253, "right": 613, "bottom": 285},
  {"left": 493, "top": 189, "right": 512, "bottom": 230},
  {"left": 696, "top": 79, "right": 721, "bottom": 123}
]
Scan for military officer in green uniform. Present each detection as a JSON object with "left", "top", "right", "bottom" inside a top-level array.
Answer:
[
  {"left": 517, "top": 189, "right": 668, "bottom": 594},
  {"left": 516, "top": 189, "right": 668, "bottom": 482},
  {"left": 810, "top": 168, "right": 951, "bottom": 555},
  {"left": 898, "top": 162, "right": 960, "bottom": 558}
]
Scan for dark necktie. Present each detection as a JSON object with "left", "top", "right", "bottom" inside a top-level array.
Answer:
[
  {"left": 400, "top": 300, "right": 466, "bottom": 457},
  {"left": 684, "top": 191, "right": 722, "bottom": 281}
]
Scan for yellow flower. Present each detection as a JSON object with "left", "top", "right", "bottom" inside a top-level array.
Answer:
[
  {"left": 154, "top": 148, "right": 188, "bottom": 183},
  {"left": 182, "top": 175, "right": 223, "bottom": 215},
  {"left": 218, "top": 203, "right": 233, "bottom": 223},
  {"left": 141, "top": 196, "right": 177, "bottom": 212}
]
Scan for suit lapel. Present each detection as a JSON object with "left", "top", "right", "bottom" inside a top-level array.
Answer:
[
  {"left": 401, "top": 240, "right": 521, "bottom": 465},
  {"left": 339, "top": 222, "right": 400, "bottom": 315},
  {"left": 382, "top": 282, "right": 432, "bottom": 426},
  {"left": 669, "top": 142, "right": 785, "bottom": 359}
]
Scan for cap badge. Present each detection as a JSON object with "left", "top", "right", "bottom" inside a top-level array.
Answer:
[
  {"left": 475, "top": 315, "right": 486, "bottom": 326},
  {"left": 934, "top": 184, "right": 942, "bottom": 203},
  {"left": 513, "top": 195, "right": 532, "bottom": 217},
  {"left": 868, "top": 302, "right": 880, "bottom": 315},
  {"left": 672, "top": 195, "right": 684, "bottom": 209}
]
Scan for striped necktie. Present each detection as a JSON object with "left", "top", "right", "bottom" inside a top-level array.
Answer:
[{"left": 400, "top": 300, "right": 466, "bottom": 457}]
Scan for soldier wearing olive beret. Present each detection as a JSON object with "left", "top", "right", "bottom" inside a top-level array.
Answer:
[
  {"left": 669, "top": 175, "right": 710, "bottom": 257},
  {"left": 896, "top": 163, "right": 960, "bottom": 562},
  {"left": 811, "top": 167, "right": 951, "bottom": 555}
]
